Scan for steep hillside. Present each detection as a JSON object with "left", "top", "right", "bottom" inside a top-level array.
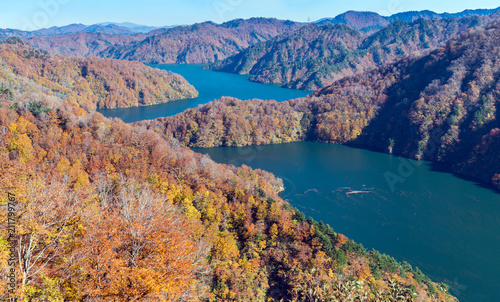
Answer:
[
  {"left": 316, "top": 11, "right": 389, "bottom": 32},
  {"left": 0, "top": 38, "right": 198, "bottom": 110},
  {"left": 211, "top": 24, "right": 363, "bottom": 87},
  {"left": 81, "top": 24, "right": 134, "bottom": 35},
  {"left": 0, "top": 23, "right": 136, "bottom": 39},
  {"left": 316, "top": 6, "right": 500, "bottom": 32},
  {"left": 99, "top": 18, "right": 304, "bottom": 64},
  {"left": 141, "top": 19, "right": 500, "bottom": 189},
  {"left": 386, "top": 10, "right": 442, "bottom": 23},
  {"left": 35, "top": 23, "right": 88, "bottom": 36},
  {"left": 212, "top": 16, "right": 486, "bottom": 90},
  {"left": 98, "top": 22, "right": 162, "bottom": 33},
  {"left": 442, "top": 7, "right": 500, "bottom": 18},
  {"left": 2, "top": 8, "right": 497, "bottom": 65},
  {"left": 0, "top": 73, "right": 453, "bottom": 300},
  {"left": 386, "top": 8, "right": 500, "bottom": 23},
  {"left": 25, "top": 32, "right": 146, "bottom": 57},
  {"left": 0, "top": 28, "right": 39, "bottom": 39}
]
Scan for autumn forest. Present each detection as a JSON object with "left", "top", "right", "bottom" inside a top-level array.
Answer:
[{"left": 0, "top": 2, "right": 499, "bottom": 302}]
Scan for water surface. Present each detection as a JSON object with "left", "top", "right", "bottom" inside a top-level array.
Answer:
[
  {"left": 194, "top": 142, "right": 500, "bottom": 302},
  {"left": 97, "top": 64, "right": 311, "bottom": 123},
  {"left": 99, "top": 64, "right": 500, "bottom": 302}
]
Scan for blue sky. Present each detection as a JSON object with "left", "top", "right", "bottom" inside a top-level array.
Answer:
[{"left": 1, "top": 0, "right": 499, "bottom": 30}]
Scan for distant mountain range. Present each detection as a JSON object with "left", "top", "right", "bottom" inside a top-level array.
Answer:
[
  {"left": 316, "top": 11, "right": 389, "bottom": 33},
  {"left": 99, "top": 18, "right": 303, "bottom": 64},
  {"left": 212, "top": 15, "right": 490, "bottom": 90},
  {"left": 0, "top": 22, "right": 172, "bottom": 39},
  {"left": 97, "top": 22, "right": 160, "bottom": 33},
  {"left": 26, "top": 32, "right": 147, "bottom": 58},
  {"left": 0, "top": 7, "right": 498, "bottom": 66},
  {"left": 0, "top": 18, "right": 302, "bottom": 63},
  {"left": 52, "top": 23, "right": 136, "bottom": 35},
  {"left": 0, "top": 22, "right": 172, "bottom": 58},
  {"left": 316, "top": 6, "right": 500, "bottom": 32}
]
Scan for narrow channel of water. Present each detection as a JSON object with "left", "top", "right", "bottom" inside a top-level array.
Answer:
[
  {"left": 97, "top": 64, "right": 311, "bottom": 123},
  {"left": 193, "top": 142, "right": 500, "bottom": 302},
  {"left": 99, "top": 64, "right": 500, "bottom": 302}
]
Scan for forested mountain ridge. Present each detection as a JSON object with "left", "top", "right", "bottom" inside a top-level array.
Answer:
[
  {"left": 25, "top": 32, "right": 147, "bottom": 58},
  {"left": 392, "top": 7, "right": 500, "bottom": 22},
  {"left": 0, "top": 38, "right": 198, "bottom": 110},
  {"left": 98, "top": 18, "right": 304, "bottom": 64},
  {"left": 316, "top": 6, "right": 500, "bottom": 32},
  {"left": 0, "top": 18, "right": 303, "bottom": 61},
  {"left": 139, "top": 19, "right": 500, "bottom": 189},
  {"left": 316, "top": 11, "right": 389, "bottom": 32},
  {"left": 0, "top": 23, "right": 154, "bottom": 58},
  {"left": 98, "top": 22, "right": 163, "bottom": 34},
  {"left": 1, "top": 8, "right": 495, "bottom": 66},
  {"left": 0, "top": 72, "right": 454, "bottom": 300},
  {"left": 0, "top": 7, "right": 496, "bottom": 67},
  {"left": 211, "top": 23, "right": 364, "bottom": 88},
  {"left": 212, "top": 15, "right": 489, "bottom": 90},
  {"left": 0, "top": 23, "right": 148, "bottom": 38}
]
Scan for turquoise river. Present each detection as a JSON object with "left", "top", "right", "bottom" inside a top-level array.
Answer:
[{"left": 98, "top": 64, "right": 500, "bottom": 302}]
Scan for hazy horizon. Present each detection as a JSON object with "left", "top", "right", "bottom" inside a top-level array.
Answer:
[{"left": 0, "top": 0, "right": 499, "bottom": 31}]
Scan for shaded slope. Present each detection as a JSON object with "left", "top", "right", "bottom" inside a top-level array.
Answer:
[
  {"left": 0, "top": 66, "right": 453, "bottom": 301},
  {"left": 25, "top": 32, "right": 146, "bottom": 57},
  {"left": 0, "top": 39, "right": 198, "bottom": 110},
  {"left": 211, "top": 24, "right": 363, "bottom": 88},
  {"left": 99, "top": 18, "right": 304, "bottom": 64},
  {"left": 316, "top": 11, "right": 389, "bottom": 32},
  {"left": 141, "top": 19, "right": 500, "bottom": 189},
  {"left": 316, "top": 6, "right": 500, "bottom": 32},
  {"left": 213, "top": 16, "right": 487, "bottom": 90}
]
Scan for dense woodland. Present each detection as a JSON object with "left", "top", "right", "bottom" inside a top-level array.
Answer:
[
  {"left": 139, "top": 19, "right": 500, "bottom": 189},
  {"left": 1, "top": 19, "right": 302, "bottom": 62},
  {"left": 212, "top": 16, "right": 490, "bottom": 90},
  {"left": 26, "top": 32, "right": 146, "bottom": 58},
  {"left": 0, "top": 24, "right": 149, "bottom": 58},
  {"left": 1, "top": 6, "right": 499, "bottom": 301},
  {"left": 99, "top": 18, "right": 303, "bottom": 64},
  {"left": 0, "top": 23, "right": 146, "bottom": 39},
  {"left": 0, "top": 39, "right": 198, "bottom": 110},
  {"left": 0, "top": 78, "right": 454, "bottom": 301},
  {"left": 316, "top": 8, "right": 499, "bottom": 32},
  {"left": 0, "top": 8, "right": 492, "bottom": 67},
  {"left": 315, "top": 11, "right": 390, "bottom": 33}
]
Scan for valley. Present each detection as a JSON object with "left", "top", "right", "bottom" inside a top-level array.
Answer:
[{"left": 0, "top": 4, "right": 499, "bottom": 301}]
